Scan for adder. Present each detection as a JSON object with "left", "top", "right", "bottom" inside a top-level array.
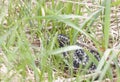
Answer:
[{"left": 57, "top": 34, "right": 101, "bottom": 74}]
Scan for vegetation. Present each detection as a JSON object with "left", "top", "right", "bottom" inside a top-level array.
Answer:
[{"left": 0, "top": 0, "right": 120, "bottom": 82}]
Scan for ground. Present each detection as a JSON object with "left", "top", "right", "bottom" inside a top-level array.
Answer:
[{"left": 0, "top": 0, "right": 120, "bottom": 82}]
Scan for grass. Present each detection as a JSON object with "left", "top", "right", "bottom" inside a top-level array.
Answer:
[
  {"left": 103, "top": 0, "right": 111, "bottom": 49},
  {"left": 0, "top": 0, "right": 120, "bottom": 82}
]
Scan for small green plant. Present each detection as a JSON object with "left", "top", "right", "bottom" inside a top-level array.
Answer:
[{"left": 0, "top": 0, "right": 120, "bottom": 82}]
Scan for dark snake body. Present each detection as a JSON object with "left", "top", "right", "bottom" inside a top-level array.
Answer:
[{"left": 57, "top": 34, "right": 101, "bottom": 73}]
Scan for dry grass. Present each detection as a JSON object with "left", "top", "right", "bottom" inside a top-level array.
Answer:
[{"left": 0, "top": 0, "right": 120, "bottom": 82}]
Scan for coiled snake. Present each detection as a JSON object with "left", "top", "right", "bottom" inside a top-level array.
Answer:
[{"left": 57, "top": 34, "right": 101, "bottom": 74}]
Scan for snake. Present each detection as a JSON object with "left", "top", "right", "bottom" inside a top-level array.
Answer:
[{"left": 57, "top": 34, "right": 101, "bottom": 74}]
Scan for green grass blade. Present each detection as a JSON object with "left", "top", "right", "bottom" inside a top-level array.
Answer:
[
  {"left": 103, "top": 0, "right": 111, "bottom": 49},
  {"left": 99, "top": 50, "right": 119, "bottom": 81},
  {"left": 50, "top": 45, "right": 82, "bottom": 55}
]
